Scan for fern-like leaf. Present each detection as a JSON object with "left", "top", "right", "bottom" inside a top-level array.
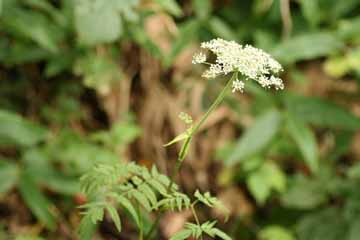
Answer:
[
  {"left": 106, "top": 205, "right": 121, "bottom": 232},
  {"left": 112, "top": 193, "right": 140, "bottom": 226},
  {"left": 79, "top": 161, "right": 188, "bottom": 236},
  {"left": 156, "top": 192, "right": 190, "bottom": 211},
  {"left": 169, "top": 229, "right": 192, "bottom": 240},
  {"left": 78, "top": 214, "right": 97, "bottom": 240},
  {"left": 170, "top": 221, "right": 232, "bottom": 240},
  {"left": 212, "top": 228, "right": 232, "bottom": 240},
  {"left": 131, "top": 190, "right": 152, "bottom": 211},
  {"left": 194, "top": 190, "right": 229, "bottom": 220}
]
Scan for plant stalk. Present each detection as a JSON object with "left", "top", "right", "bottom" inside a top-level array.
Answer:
[
  {"left": 190, "top": 202, "right": 203, "bottom": 240},
  {"left": 144, "top": 73, "right": 235, "bottom": 240}
]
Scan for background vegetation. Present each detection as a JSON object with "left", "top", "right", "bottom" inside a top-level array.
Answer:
[{"left": 1, "top": 0, "right": 360, "bottom": 239}]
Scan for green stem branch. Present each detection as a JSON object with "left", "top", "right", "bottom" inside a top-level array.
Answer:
[
  {"left": 144, "top": 73, "right": 236, "bottom": 240},
  {"left": 191, "top": 74, "right": 235, "bottom": 134},
  {"left": 190, "top": 202, "right": 203, "bottom": 240}
]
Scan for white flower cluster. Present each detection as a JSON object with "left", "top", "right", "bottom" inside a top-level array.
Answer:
[{"left": 192, "top": 38, "right": 284, "bottom": 92}]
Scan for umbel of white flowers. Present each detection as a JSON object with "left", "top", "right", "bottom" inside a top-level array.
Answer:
[{"left": 192, "top": 38, "right": 284, "bottom": 93}]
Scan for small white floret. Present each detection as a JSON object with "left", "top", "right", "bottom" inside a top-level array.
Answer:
[
  {"left": 192, "top": 52, "right": 207, "bottom": 64},
  {"left": 232, "top": 79, "right": 245, "bottom": 93}
]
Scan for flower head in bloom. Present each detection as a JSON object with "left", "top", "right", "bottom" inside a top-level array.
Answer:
[{"left": 194, "top": 38, "right": 284, "bottom": 92}]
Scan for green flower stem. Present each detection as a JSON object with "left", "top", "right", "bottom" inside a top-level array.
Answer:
[
  {"left": 145, "top": 73, "right": 236, "bottom": 240},
  {"left": 190, "top": 202, "right": 203, "bottom": 240},
  {"left": 191, "top": 73, "right": 235, "bottom": 135}
]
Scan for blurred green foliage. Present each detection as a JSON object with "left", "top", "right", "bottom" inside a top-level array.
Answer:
[{"left": 0, "top": 0, "right": 360, "bottom": 239}]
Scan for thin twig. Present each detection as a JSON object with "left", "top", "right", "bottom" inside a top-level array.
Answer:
[
  {"left": 190, "top": 202, "right": 203, "bottom": 240},
  {"left": 280, "top": 0, "right": 292, "bottom": 40}
]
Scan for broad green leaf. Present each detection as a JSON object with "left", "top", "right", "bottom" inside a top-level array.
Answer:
[
  {"left": 323, "top": 56, "right": 351, "bottom": 78},
  {"left": 297, "top": 208, "right": 347, "bottom": 240},
  {"left": 266, "top": 163, "right": 287, "bottom": 193},
  {"left": 331, "top": 0, "right": 360, "bottom": 19},
  {"left": 0, "top": 110, "right": 48, "bottom": 147},
  {"left": 22, "top": 148, "right": 80, "bottom": 195},
  {"left": 74, "top": 52, "right": 122, "bottom": 92},
  {"left": 242, "top": 156, "right": 264, "bottom": 172},
  {"left": 45, "top": 51, "right": 75, "bottom": 77},
  {"left": 300, "top": 0, "right": 321, "bottom": 27},
  {"left": 285, "top": 94, "right": 360, "bottom": 130},
  {"left": 22, "top": 0, "right": 65, "bottom": 25},
  {"left": 154, "top": 0, "right": 182, "bottom": 17},
  {"left": 78, "top": 214, "right": 97, "bottom": 240},
  {"left": 91, "top": 119, "right": 141, "bottom": 148},
  {"left": 271, "top": 33, "right": 344, "bottom": 64},
  {"left": 113, "top": 0, "right": 139, "bottom": 22},
  {"left": 2, "top": 7, "right": 60, "bottom": 52},
  {"left": 192, "top": 0, "right": 211, "bottom": 19},
  {"left": 324, "top": 48, "right": 360, "bottom": 78},
  {"left": 42, "top": 173, "right": 80, "bottom": 195},
  {"left": 0, "top": 40, "right": 50, "bottom": 65},
  {"left": 0, "top": 160, "right": 19, "bottom": 195},
  {"left": 258, "top": 225, "right": 295, "bottom": 240},
  {"left": 328, "top": 131, "right": 354, "bottom": 161},
  {"left": 225, "top": 110, "right": 282, "bottom": 166},
  {"left": 18, "top": 172, "right": 56, "bottom": 230},
  {"left": 286, "top": 115, "right": 318, "bottom": 173},
  {"left": 110, "top": 120, "right": 141, "bottom": 145},
  {"left": 281, "top": 174, "right": 327, "bottom": 209},
  {"left": 215, "top": 141, "right": 236, "bottom": 163},
  {"left": 337, "top": 16, "right": 360, "bottom": 42},
  {"left": 106, "top": 205, "right": 121, "bottom": 232},
  {"left": 247, "top": 162, "right": 286, "bottom": 205},
  {"left": 75, "top": 0, "right": 123, "bottom": 46},
  {"left": 47, "top": 130, "right": 118, "bottom": 175},
  {"left": 247, "top": 169, "right": 270, "bottom": 205}
]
